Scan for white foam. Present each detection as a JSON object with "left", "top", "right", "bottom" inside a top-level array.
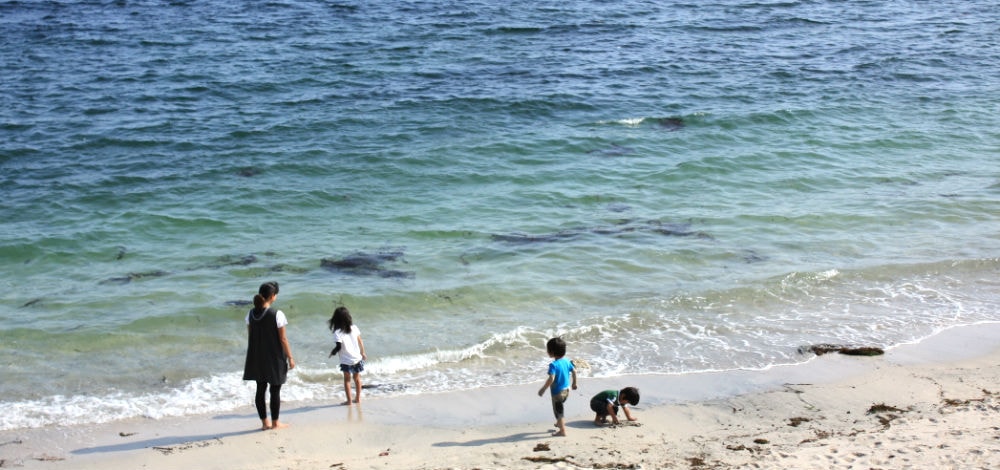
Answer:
[
  {"left": 596, "top": 117, "right": 647, "bottom": 126},
  {"left": 366, "top": 326, "right": 532, "bottom": 374},
  {"left": 2, "top": 374, "right": 246, "bottom": 431}
]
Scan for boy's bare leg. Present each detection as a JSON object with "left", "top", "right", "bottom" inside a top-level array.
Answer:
[
  {"left": 271, "top": 420, "right": 289, "bottom": 429},
  {"left": 553, "top": 418, "right": 567, "bottom": 436},
  {"left": 261, "top": 418, "right": 271, "bottom": 431}
]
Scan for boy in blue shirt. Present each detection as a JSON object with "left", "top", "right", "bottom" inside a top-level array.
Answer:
[{"left": 537, "top": 337, "right": 578, "bottom": 436}]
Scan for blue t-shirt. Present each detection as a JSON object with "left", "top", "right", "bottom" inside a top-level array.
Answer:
[{"left": 547, "top": 357, "right": 574, "bottom": 394}]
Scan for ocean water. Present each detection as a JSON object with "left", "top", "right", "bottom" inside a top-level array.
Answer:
[{"left": 2, "top": 0, "right": 999, "bottom": 431}]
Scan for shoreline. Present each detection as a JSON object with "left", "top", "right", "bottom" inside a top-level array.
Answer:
[{"left": 2, "top": 322, "right": 998, "bottom": 469}]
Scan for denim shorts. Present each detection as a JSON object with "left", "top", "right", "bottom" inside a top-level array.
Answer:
[{"left": 340, "top": 361, "right": 364, "bottom": 374}]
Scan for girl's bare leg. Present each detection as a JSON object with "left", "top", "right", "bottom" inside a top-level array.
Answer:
[
  {"left": 353, "top": 373, "right": 362, "bottom": 403},
  {"left": 342, "top": 373, "right": 353, "bottom": 405}
]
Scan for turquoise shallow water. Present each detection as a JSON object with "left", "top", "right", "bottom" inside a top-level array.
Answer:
[{"left": 1, "top": 0, "right": 999, "bottom": 430}]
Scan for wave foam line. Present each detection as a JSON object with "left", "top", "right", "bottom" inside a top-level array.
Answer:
[{"left": 366, "top": 326, "right": 538, "bottom": 374}]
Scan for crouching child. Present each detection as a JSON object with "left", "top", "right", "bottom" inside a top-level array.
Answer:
[{"left": 590, "top": 387, "right": 639, "bottom": 425}]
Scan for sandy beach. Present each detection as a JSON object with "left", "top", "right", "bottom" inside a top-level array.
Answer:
[{"left": 2, "top": 323, "right": 997, "bottom": 470}]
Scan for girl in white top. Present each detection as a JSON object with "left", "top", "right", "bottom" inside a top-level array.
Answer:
[{"left": 328, "top": 306, "right": 367, "bottom": 405}]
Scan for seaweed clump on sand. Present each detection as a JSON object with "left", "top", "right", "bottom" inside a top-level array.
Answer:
[
  {"left": 866, "top": 403, "right": 907, "bottom": 429},
  {"left": 800, "top": 344, "right": 885, "bottom": 356}
]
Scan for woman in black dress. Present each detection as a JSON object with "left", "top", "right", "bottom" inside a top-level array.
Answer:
[{"left": 243, "top": 281, "right": 296, "bottom": 430}]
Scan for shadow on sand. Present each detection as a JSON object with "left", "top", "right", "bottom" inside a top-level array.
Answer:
[
  {"left": 433, "top": 420, "right": 597, "bottom": 448},
  {"left": 71, "top": 429, "right": 258, "bottom": 455},
  {"left": 433, "top": 431, "right": 551, "bottom": 448}
]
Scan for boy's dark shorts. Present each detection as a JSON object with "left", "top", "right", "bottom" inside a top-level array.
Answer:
[
  {"left": 550, "top": 389, "right": 570, "bottom": 419},
  {"left": 340, "top": 361, "right": 364, "bottom": 374},
  {"left": 590, "top": 397, "right": 619, "bottom": 417}
]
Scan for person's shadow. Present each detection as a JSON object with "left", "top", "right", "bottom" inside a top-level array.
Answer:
[
  {"left": 433, "top": 431, "right": 551, "bottom": 448},
  {"left": 72, "top": 429, "right": 258, "bottom": 455},
  {"left": 432, "top": 420, "right": 594, "bottom": 448}
]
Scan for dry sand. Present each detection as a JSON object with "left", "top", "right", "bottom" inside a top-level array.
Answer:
[{"left": 2, "top": 323, "right": 998, "bottom": 469}]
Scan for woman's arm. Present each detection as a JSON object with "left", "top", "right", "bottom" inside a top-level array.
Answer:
[{"left": 278, "top": 326, "right": 295, "bottom": 370}]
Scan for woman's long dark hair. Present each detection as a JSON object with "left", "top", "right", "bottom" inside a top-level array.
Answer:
[{"left": 327, "top": 306, "right": 353, "bottom": 334}]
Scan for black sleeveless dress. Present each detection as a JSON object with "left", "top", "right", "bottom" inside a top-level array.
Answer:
[{"left": 242, "top": 307, "right": 288, "bottom": 385}]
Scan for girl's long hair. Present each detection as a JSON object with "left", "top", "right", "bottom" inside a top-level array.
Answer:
[
  {"left": 253, "top": 281, "right": 280, "bottom": 309},
  {"left": 327, "top": 306, "right": 353, "bottom": 334}
]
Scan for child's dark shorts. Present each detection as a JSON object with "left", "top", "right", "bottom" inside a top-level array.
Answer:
[
  {"left": 590, "top": 397, "right": 619, "bottom": 417},
  {"left": 340, "top": 361, "right": 364, "bottom": 374},
  {"left": 550, "top": 389, "right": 570, "bottom": 419}
]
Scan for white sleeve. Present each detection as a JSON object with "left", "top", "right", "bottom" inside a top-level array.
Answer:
[{"left": 275, "top": 310, "right": 288, "bottom": 328}]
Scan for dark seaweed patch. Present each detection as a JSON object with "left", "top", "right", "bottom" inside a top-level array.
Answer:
[
  {"left": 657, "top": 117, "right": 685, "bottom": 131},
  {"left": 100, "top": 270, "right": 171, "bottom": 285},
  {"left": 212, "top": 254, "right": 258, "bottom": 267},
  {"left": 491, "top": 220, "right": 715, "bottom": 246},
  {"left": 587, "top": 144, "right": 636, "bottom": 157},
  {"left": 321, "top": 250, "right": 413, "bottom": 278},
  {"left": 490, "top": 231, "right": 580, "bottom": 244}
]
